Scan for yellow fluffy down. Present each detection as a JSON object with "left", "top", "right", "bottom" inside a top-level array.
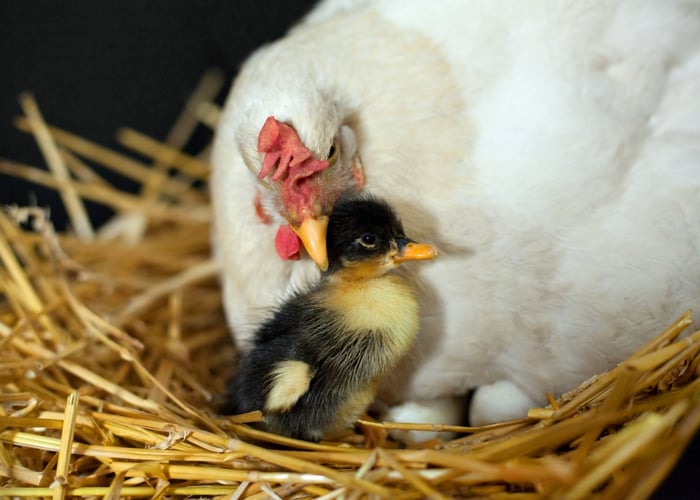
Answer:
[{"left": 265, "top": 360, "right": 314, "bottom": 412}]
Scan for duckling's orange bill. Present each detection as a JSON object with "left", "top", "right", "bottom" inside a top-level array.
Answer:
[
  {"left": 393, "top": 243, "right": 438, "bottom": 264},
  {"left": 293, "top": 216, "right": 329, "bottom": 271}
]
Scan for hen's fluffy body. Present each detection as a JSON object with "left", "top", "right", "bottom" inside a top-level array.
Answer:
[{"left": 212, "top": 0, "right": 700, "bottom": 424}]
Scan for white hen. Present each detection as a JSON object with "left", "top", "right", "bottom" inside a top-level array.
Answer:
[{"left": 211, "top": 0, "right": 700, "bottom": 433}]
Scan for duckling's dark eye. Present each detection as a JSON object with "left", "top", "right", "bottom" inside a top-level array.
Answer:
[
  {"left": 358, "top": 232, "right": 378, "bottom": 248},
  {"left": 327, "top": 140, "right": 339, "bottom": 163}
]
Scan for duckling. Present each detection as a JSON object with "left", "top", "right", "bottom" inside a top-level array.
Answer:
[{"left": 222, "top": 196, "right": 437, "bottom": 441}]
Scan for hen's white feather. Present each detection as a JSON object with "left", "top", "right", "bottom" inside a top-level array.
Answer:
[{"left": 211, "top": 0, "right": 700, "bottom": 427}]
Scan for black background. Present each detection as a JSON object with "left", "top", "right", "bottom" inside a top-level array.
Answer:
[
  {"left": 1, "top": 0, "right": 316, "bottom": 229},
  {"left": 0, "top": 2, "right": 696, "bottom": 497}
]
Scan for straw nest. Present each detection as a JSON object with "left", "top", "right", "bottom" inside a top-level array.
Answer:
[{"left": 2, "top": 72, "right": 700, "bottom": 500}]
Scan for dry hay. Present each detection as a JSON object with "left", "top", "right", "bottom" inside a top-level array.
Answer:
[{"left": 1, "top": 74, "right": 700, "bottom": 499}]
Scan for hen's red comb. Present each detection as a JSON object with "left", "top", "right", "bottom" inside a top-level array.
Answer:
[{"left": 257, "top": 116, "right": 328, "bottom": 182}]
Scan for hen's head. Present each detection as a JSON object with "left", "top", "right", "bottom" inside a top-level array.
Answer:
[{"left": 244, "top": 112, "right": 364, "bottom": 271}]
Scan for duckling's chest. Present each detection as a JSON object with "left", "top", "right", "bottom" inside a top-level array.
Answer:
[{"left": 320, "top": 275, "right": 420, "bottom": 357}]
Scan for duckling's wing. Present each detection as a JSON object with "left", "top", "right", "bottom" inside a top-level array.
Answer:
[{"left": 264, "top": 360, "right": 315, "bottom": 412}]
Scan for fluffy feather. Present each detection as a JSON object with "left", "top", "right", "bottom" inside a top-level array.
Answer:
[
  {"left": 223, "top": 197, "right": 433, "bottom": 441},
  {"left": 212, "top": 0, "right": 700, "bottom": 430}
]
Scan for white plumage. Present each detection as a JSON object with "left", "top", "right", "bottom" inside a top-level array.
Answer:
[{"left": 211, "top": 0, "right": 700, "bottom": 434}]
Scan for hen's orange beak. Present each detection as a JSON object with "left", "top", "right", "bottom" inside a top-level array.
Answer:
[
  {"left": 393, "top": 242, "right": 438, "bottom": 264},
  {"left": 292, "top": 216, "right": 329, "bottom": 271}
]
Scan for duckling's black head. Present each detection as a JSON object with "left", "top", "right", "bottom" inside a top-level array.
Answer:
[{"left": 325, "top": 196, "right": 437, "bottom": 277}]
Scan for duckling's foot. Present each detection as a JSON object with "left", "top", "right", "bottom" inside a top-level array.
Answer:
[
  {"left": 384, "top": 396, "right": 465, "bottom": 445},
  {"left": 468, "top": 380, "right": 538, "bottom": 426},
  {"left": 356, "top": 415, "right": 390, "bottom": 448}
]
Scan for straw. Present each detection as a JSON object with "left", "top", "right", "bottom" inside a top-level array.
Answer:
[
  {"left": 1, "top": 84, "right": 699, "bottom": 499},
  {"left": 18, "top": 94, "right": 94, "bottom": 242}
]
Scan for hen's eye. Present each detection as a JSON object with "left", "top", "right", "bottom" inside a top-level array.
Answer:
[
  {"left": 327, "top": 140, "right": 339, "bottom": 162},
  {"left": 359, "top": 233, "right": 378, "bottom": 248}
]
